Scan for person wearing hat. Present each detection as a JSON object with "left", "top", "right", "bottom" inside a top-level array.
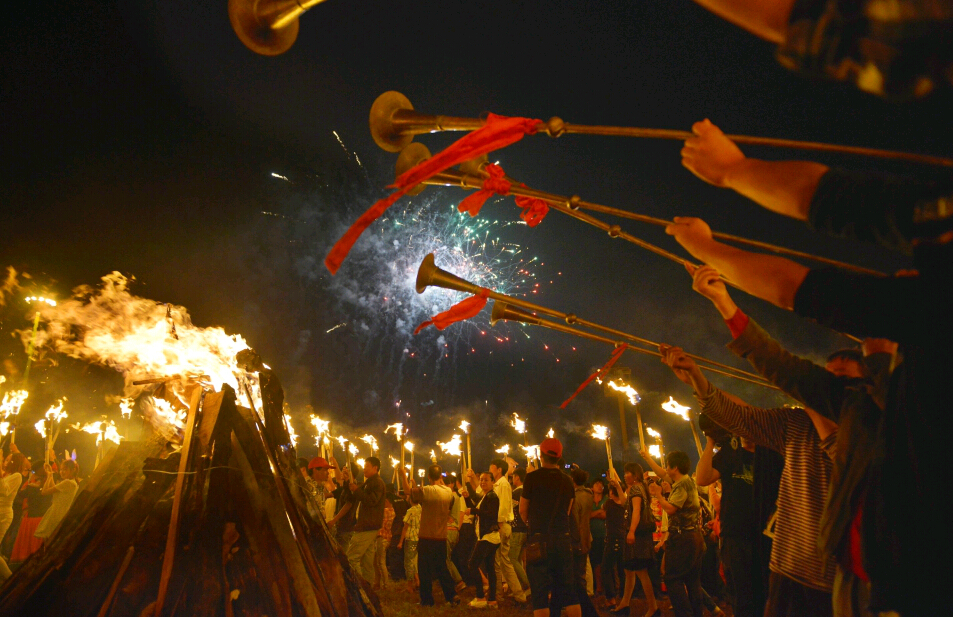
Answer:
[
  {"left": 308, "top": 457, "right": 332, "bottom": 522},
  {"left": 519, "top": 438, "right": 580, "bottom": 617}
]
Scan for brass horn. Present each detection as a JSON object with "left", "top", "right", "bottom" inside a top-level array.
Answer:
[
  {"left": 371, "top": 91, "right": 953, "bottom": 167},
  {"left": 229, "top": 0, "right": 329, "bottom": 56},
  {"left": 416, "top": 254, "right": 776, "bottom": 388},
  {"left": 399, "top": 144, "right": 883, "bottom": 277},
  {"left": 490, "top": 301, "right": 780, "bottom": 390}
]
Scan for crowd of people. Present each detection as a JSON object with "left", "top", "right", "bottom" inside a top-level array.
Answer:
[{"left": 0, "top": 445, "right": 80, "bottom": 582}]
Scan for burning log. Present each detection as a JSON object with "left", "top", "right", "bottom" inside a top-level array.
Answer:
[{"left": 0, "top": 375, "right": 382, "bottom": 617}]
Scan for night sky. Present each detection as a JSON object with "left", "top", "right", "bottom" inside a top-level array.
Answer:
[{"left": 2, "top": 0, "right": 950, "bottom": 472}]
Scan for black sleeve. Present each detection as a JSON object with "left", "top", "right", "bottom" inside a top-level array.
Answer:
[
  {"left": 711, "top": 448, "right": 726, "bottom": 477},
  {"left": 808, "top": 168, "right": 953, "bottom": 255},
  {"left": 793, "top": 268, "right": 920, "bottom": 344}
]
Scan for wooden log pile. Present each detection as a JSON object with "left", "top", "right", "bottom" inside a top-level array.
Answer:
[{"left": 0, "top": 367, "right": 382, "bottom": 617}]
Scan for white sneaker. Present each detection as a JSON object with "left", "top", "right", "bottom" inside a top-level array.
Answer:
[{"left": 469, "top": 599, "right": 488, "bottom": 609}]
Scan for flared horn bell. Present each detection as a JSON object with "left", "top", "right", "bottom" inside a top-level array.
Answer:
[
  {"left": 490, "top": 302, "right": 542, "bottom": 327},
  {"left": 395, "top": 143, "right": 432, "bottom": 196},
  {"left": 229, "top": 0, "right": 328, "bottom": 56},
  {"left": 415, "top": 253, "right": 483, "bottom": 295}
]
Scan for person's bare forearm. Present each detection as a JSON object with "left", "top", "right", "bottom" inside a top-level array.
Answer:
[
  {"left": 695, "top": 439, "right": 718, "bottom": 486},
  {"left": 726, "top": 159, "right": 828, "bottom": 221},
  {"left": 643, "top": 455, "right": 671, "bottom": 483},
  {"left": 691, "top": 0, "right": 796, "bottom": 43},
  {"left": 689, "top": 241, "right": 808, "bottom": 310}
]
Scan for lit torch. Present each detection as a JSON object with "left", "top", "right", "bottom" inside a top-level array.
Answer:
[
  {"left": 459, "top": 421, "right": 471, "bottom": 471},
  {"left": 389, "top": 455, "right": 400, "bottom": 484},
  {"left": 547, "top": 427, "right": 555, "bottom": 439},
  {"left": 386, "top": 422, "right": 406, "bottom": 470},
  {"left": 37, "top": 398, "right": 68, "bottom": 464},
  {"left": 646, "top": 426, "right": 664, "bottom": 465},
  {"left": 662, "top": 396, "right": 703, "bottom": 457},
  {"left": 606, "top": 378, "right": 642, "bottom": 452},
  {"left": 284, "top": 414, "right": 299, "bottom": 448},
  {"left": 495, "top": 444, "right": 510, "bottom": 455},
  {"left": 120, "top": 398, "right": 134, "bottom": 420},
  {"left": 511, "top": 413, "right": 529, "bottom": 449},
  {"left": 0, "top": 389, "right": 29, "bottom": 444},
  {"left": 404, "top": 440, "right": 415, "bottom": 475},
  {"left": 438, "top": 434, "right": 464, "bottom": 480},
  {"left": 592, "top": 424, "right": 620, "bottom": 482},
  {"left": 520, "top": 444, "right": 541, "bottom": 468},
  {"left": 361, "top": 434, "right": 379, "bottom": 457},
  {"left": 312, "top": 416, "right": 331, "bottom": 458},
  {"left": 80, "top": 416, "right": 124, "bottom": 469}
]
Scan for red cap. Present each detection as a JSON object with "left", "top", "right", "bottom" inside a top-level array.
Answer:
[
  {"left": 308, "top": 456, "right": 331, "bottom": 470},
  {"left": 540, "top": 437, "right": 563, "bottom": 459}
]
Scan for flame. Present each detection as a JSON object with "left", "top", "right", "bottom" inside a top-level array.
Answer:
[
  {"left": 661, "top": 396, "right": 691, "bottom": 421},
  {"left": 336, "top": 436, "right": 349, "bottom": 449},
  {"left": 429, "top": 449, "right": 437, "bottom": 462},
  {"left": 22, "top": 273, "right": 252, "bottom": 396},
  {"left": 119, "top": 398, "right": 134, "bottom": 419},
  {"left": 360, "top": 435, "right": 378, "bottom": 452},
  {"left": 149, "top": 397, "right": 187, "bottom": 433},
  {"left": 590, "top": 424, "right": 609, "bottom": 441},
  {"left": 1, "top": 390, "right": 29, "bottom": 418},
  {"left": 311, "top": 416, "right": 331, "bottom": 437},
  {"left": 458, "top": 420, "right": 470, "bottom": 434},
  {"left": 417, "top": 469, "right": 426, "bottom": 478},
  {"left": 495, "top": 444, "right": 510, "bottom": 454},
  {"left": 284, "top": 414, "right": 298, "bottom": 447},
  {"left": 348, "top": 443, "right": 359, "bottom": 456},
  {"left": 547, "top": 427, "right": 554, "bottom": 439},
  {"left": 511, "top": 413, "right": 526, "bottom": 434},
  {"left": 520, "top": 444, "right": 540, "bottom": 460},
  {"left": 607, "top": 380, "right": 640, "bottom": 405},
  {"left": 35, "top": 418, "right": 47, "bottom": 439},
  {"left": 79, "top": 419, "right": 124, "bottom": 446},
  {"left": 437, "top": 434, "right": 463, "bottom": 457},
  {"left": 646, "top": 426, "right": 661, "bottom": 439},
  {"left": 648, "top": 444, "right": 662, "bottom": 458},
  {"left": 404, "top": 440, "right": 415, "bottom": 452},
  {"left": 385, "top": 423, "right": 405, "bottom": 439},
  {"left": 389, "top": 455, "right": 399, "bottom": 467},
  {"left": 45, "top": 398, "right": 68, "bottom": 423},
  {"left": 0, "top": 422, "right": 9, "bottom": 436},
  {"left": 405, "top": 464, "right": 412, "bottom": 470},
  {"left": 355, "top": 458, "right": 365, "bottom": 468}
]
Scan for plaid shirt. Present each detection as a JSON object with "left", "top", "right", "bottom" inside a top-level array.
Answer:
[
  {"left": 379, "top": 502, "right": 395, "bottom": 540},
  {"left": 403, "top": 504, "right": 421, "bottom": 542}
]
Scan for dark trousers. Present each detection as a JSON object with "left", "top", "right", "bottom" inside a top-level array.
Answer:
[
  {"left": 551, "top": 551, "right": 598, "bottom": 617},
  {"left": 721, "top": 535, "right": 760, "bottom": 617},
  {"left": 701, "top": 534, "right": 726, "bottom": 600},
  {"left": 602, "top": 536, "right": 625, "bottom": 599},
  {"left": 765, "top": 572, "right": 833, "bottom": 617},
  {"left": 665, "top": 530, "right": 705, "bottom": 617},
  {"left": 417, "top": 538, "right": 457, "bottom": 606},
  {"left": 469, "top": 540, "right": 499, "bottom": 601}
]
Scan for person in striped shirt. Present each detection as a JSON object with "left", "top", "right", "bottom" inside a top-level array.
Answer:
[{"left": 659, "top": 344, "right": 837, "bottom": 617}]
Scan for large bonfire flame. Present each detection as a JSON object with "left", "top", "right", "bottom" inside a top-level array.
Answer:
[{"left": 23, "top": 272, "right": 252, "bottom": 397}]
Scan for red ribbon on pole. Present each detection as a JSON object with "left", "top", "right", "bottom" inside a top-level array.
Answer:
[
  {"left": 560, "top": 344, "right": 629, "bottom": 409},
  {"left": 414, "top": 289, "right": 491, "bottom": 335},
  {"left": 324, "top": 114, "right": 541, "bottom": 274},
  {"left": 457, "top": 163, "right": 550, "bottom": 228}
]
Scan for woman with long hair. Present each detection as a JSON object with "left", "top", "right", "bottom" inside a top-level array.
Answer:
[
  {"left": 603, "top": 476, "right": 628, "bottom": 607},
  {"left": 34, "top": 459, "right": 79, "bottom": 542},
  {"left": 10, "top": 459, "right": 53, "bottom": 563},
  {"left": 612, "top": 462, "right": 659, "bottom": 617}
]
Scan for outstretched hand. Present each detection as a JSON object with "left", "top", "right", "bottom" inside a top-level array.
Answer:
[
  {"left": 689, "top": 264, "right": 738, "bottom": 319},
  {"left": 681, "top": 119, "right": 745, "bottom": 187},
  {"left": 659, "top": 344, "right": 705, "bottom": 389},
  {"left": 665, "top": 217, "right": 714, "bottom": 261}
]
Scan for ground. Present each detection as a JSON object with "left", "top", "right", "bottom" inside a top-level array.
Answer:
[{"left": 377, "top": 580, "right": 733, "bottom": 617}]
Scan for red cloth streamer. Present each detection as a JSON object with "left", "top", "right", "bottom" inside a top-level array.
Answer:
[
  {"left": 414, "top": 289, "right": 491, "bottom": 335},
  {"left": 560, "top": 343, "right": 629, "bottom": 409},
  {"left": 515, "top": 195, "right": 549, "bottom": 227},
  {"left": 458, "top": 163, "right": 511, "bottom": 217},
  {"left": 324, "top": 114, "right": 541, "bottom": 274}
]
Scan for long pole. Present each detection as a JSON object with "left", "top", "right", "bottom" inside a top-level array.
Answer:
[
  {"left": 689, "top": 417, "right": 704, "bottom": 458},
  {"left": 466, "top": 433, "right": 472, "bottom": 472},
  {"left": 635, "top": 403, "right": 645, "bottom": 452},
  {"left": 616, "top": 394, "right": 628, "bottom": 456}
]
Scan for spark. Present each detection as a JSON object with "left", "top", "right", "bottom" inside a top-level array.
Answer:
[
  {"left": 326, "top": 323, "right": 346, "bottom": 334},
  {"left": 270, "top": 172, "right": 290, "bottom": 182}
]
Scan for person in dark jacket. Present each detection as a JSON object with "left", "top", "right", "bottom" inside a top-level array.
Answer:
[
  {"left": 465, "top": 472, "right": 501, "bottom": 608},
  {"left": 345, "top": 457, "right": 386, "bottom": 584}
]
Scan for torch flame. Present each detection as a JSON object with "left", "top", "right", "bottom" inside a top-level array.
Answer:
[
  {"left": 429, "top": 449, "right": 437, "bottom": 462},
  {"left": 418, "top": 469, "right": 426, "bottom": 478},
  {"left": 355, "top": 458, "right": 365, "bottom": 468},
  {"left": 385, "top": 423, "right": 405, "bottom": 439},
  {"left": 495, "top": 444, "right": 510, "bottom": 454},
  {"left": 520, "top": 444, "right": 540, "bottom": 460},
  {"left": 661, "top": 396, "right": 691, "bottom": 421},
  {"left": 311, "top": 416, "right": 331, "bottom": 437},
  {"left": 34, "top": 418, "right": 47, "bottom": 439},
  {"left": 459, "top": 420, "right": 470, "bottom": 434},
  {"left": 284, "top": 414, "right": 298, "bottom": 447},
  {"left": 389, "top": 455, "right": 399, "bottom": 467},
  {"left": 336, "top": 435, "right": 349, "bottom": 449},
  {"left": 646, "top": 426, "right": 661, "bottom": 439},
  {"left": 511, "top": 413, "right": 526, "bottom": 434},
  {"left": 45, "top": 398, "right": 68, "bottom": 423},
  {"left": 648, "top": 444, "right": 662, "bottom": 458},
  {"left": 119, "top": 398, "right": 134, "bottom": 419},
  {"left": 348, "top": 443, "right": 359, "bottom": 456},
  {"left": 590, "top": 424, "right": 609, "bottom": 441},
  {"left": 547, "top": 427, "right": 554, "bottom": 439},
  {"left": 0, "top": 390, "right": 29, "bottom": 418},
  {"left": 404, "top": 440, "right": 415, "bottom": 452},
  {"left": 360, "top": 434, "right": 379, "bottom": 452},
  {"left": 607, "top": 380, "right": 641, "bottom": 405},
  {"left": 437, "top": 434, "right": 463, "bottom": 457}
]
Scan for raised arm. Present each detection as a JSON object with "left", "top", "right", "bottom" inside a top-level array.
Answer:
[
  {"left": 694, "top": 437, "right": 720, "bottom": 487},
  {"left": 681, "top": 119, "right": 827, "bottom": 220},
  {"left": 638, "top": 448, "right": 671, "bottom": 483}
]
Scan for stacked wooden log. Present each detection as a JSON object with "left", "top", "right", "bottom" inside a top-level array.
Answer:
[{"left": 0, "top": 370, "right": 381, "bottom": 617}]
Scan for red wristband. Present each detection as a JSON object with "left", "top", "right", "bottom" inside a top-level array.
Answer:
[{"left": 725, "top": 309, "right": 749, "bottom": 339}]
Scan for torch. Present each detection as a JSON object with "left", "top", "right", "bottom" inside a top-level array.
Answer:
[
  {"left": 337, "top": 436, "right": 350, "bottom": 467},
  {"left": 22, "top": 295, "right": 56, "bottom": 387},
  {"left": 389, "top": 455, "right": 400, "bottom": 485},
  {"left": 591, "top": 424, "right": 620, "bottom": 483},
  {"left": 361, "top": 435, "right": 379, "bottom": 457},
  {"left": 348, "top": 442, "right": 359, "bottom": 475},
  {"left": 0, "top": 389, "right": 29, "bottom": 446},
  {"left": 35, "top": 398, "right": 68, "bottom": 464},
  {"left": 662, "top": 396, "right": 703, "bottom": 457},
  {"left": 606, "top": 377, "right": 643, "bottom": 452},
  {"left": 646, "top": 426, "right": 664, "bottom": 465},
  {"left": 284, "top": 414, "right": 299, "bottom": 448},
  {"left": 404, "top": 441, "right": 415, "bottom": 475},
  {"left": 429, "top": 449, "right": 438, "bottom": 464},
  {"left": 438, "top": 434, "right": 464, "bottom": 481},
  {"left": 511, "top": 413, "right": 529, "bottom": 452},
  {"left": 386, "top": 422, "right": 406, "bottom": 470},
  {"left": 520, "top": 444, "right": 541, "bottom": 468},
  {"left": 312, "top": 415, "right": 331, "bottom": 458},
  {"left": 459, "top": 421, "right": 471, "bottom": 471}
]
